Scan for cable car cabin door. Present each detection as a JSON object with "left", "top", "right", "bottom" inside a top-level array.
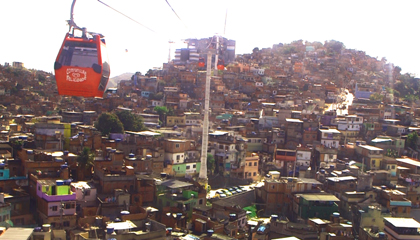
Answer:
[{"left": 54, "top": 33, "right": 110, "bottom": 98}]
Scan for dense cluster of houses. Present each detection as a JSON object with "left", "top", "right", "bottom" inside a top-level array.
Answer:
[{"left": 0, "top": 39, "right": 419, "bottom": 240}]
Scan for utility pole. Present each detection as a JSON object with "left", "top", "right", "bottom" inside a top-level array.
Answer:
[{"left": 198, "top": 49, "right": 214, "bottom": 186}]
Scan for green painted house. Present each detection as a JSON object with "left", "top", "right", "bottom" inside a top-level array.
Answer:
[
  {"left": 170, "top": 162, "right": 201, "bottom": 177},
  {"left": 156, "top": 179, "right": 204, "bottom": 217}
]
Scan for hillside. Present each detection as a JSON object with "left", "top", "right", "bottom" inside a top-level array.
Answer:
[{"left": 106, "top": 72, "right": 134, "bottom": 88}]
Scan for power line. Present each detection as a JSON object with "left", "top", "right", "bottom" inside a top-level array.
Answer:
[{"left": 97, "top": 0, "right": 156, "bottom": 33}]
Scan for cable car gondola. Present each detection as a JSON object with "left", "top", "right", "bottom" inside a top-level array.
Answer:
[
  {"left": 217, "top": 59, "right": 225, "bottom": 71},
  {"left": 54, "top": 0, "right": 110, "bottom": 98},
  {"left": 198, "top": 57, "right": 205, "bottom": 70}
]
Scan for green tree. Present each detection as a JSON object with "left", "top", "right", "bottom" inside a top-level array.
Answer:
[
  {"left": 369, "top": 93, "right": 384, "bottom": 102},
  {"left": 386, "top": 149, "right": 399, "bottom": 158},
  {"left": 146, "top": 69, "right": 153, "bottom": 77},
  {"left": 167, "top": 107, "right": 175, "bottom": 116},
  {"left": 154, "top": 106, "right": 169, "bottom": 125},
  {"left": 116, "top": 110, "right": 146, "bottom": 132},
  {"left": 94, "top": 112, "right": 124, "bottom": 135},
  {"left": 77, "top": 147, "right": 94, "bottom": 169},
  {"left": 325, "top": 40, "right": 345, "bottom": 53},
  {"left": 407, "top": 132, "right": 419, "bottom": 150},
  {"left": 282, "top": 45, "right": 296, "bottom": 54},
  {"left": 77, "top": 147, "right": 94, "bottom": 180},
  {"left": 150, "top": 92, "right": 164, "bottom": 101},
  {"left": 207, "top": 153, "right": 215, "bottom": 175},
  {"left": 37, "top": 74, "right": 46, "bottom": 82},
  {"left": 405, "top": 94, "right": 418, "bottom": 104}
]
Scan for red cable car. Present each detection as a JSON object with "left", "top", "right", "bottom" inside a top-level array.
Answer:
[
  {"left": 198, "top": 57, "right": 205, "bottom": 70},
  {"left": 217, "top": 59, "right": 225, "bottom": 71},
  {"left": 54, "top": 0, "right": 110, "bottom": 98}
]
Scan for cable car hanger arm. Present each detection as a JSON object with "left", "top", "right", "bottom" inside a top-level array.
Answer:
[
  {"left": 68, "top": 0, "right": 104, "bottom": 39},
  {"left": 68, "top": 0, "right": 81, "bottom": 32}
]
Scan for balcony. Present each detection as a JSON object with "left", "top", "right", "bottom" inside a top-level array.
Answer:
[{"left": 40, "top": 192, "right": 76, "bottom": 202}]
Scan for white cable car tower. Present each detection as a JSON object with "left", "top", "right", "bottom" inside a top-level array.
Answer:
[
  {"left": 198, "top": 49, "right": 214, "bottom": 185},
  {"left": 199, "top": 10, "right": 228, "bottom": 185}
]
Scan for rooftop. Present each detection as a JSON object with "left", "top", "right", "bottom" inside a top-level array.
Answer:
[
  {"left": 158, "top": 179, "right": 193, "bottom": 189},
  {"left": 71, "top": 181, "right": 95, "bottom": 189},
  {"left": 326, "top": 176, "right": 357, "bottom": 182},
  {"left": 106, "top": 220, "right": 137, "bottom": 230},
  {"left": 358, "top": 145, "right": 383, "bottom": 151},
  {"left": 296, "top": 193, "right": 340, "bottom": 202},
  {"left": 209, "top": 131, "right": 229, "bottom": 136},
  {"left": 319, "top": 129, "right": 340, "bottom": 134},
  {"left": 286, "top": 118, "right": 303, "bottom": 123},
  {"left": 0, "top": 227, "right": 34, "bottom": 240},
  {"left": 384, "top": 217, "right": 420, "bottom": 228},
  {"left": 396, "top": 158, "right": 420, "bottom": 168}
]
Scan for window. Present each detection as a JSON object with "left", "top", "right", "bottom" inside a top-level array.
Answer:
[
  {"left": 65, "top": 203, "right": 75, "bottom": 209},
  {"left": 372, "top": 160, "right": 376, "bottom": 166},
  {"left": 14, "top": 203, "right": 22, "bottom": 211},
  {"left": 193, "top": 164, "right": 196, "bottom": 168},
  {"left": 186, "top": 166, "right": 190, "bottom": 170},
  {"left": 58, "top": 41, "right": 98, "bottom": 68},
  {"left": 52, "top": 206, "right": 58, "bottom": 211},
  {"left": 175, "top": 144, "right": 180, "bottom": 148},
  {"left": 391, "top": 165, "right": 395, "bottom": 169},
  {"left": 248, "top": 162, "right": 252, "bottom": 166},
  {"left": 253, "top": 172, "right": 256, "bottom": 176},
  {"left": 0, "top": 172, "right": 3, "bottom": 177},
  {"left": 199, "top": 199, "right": 203, "bottom": 205},
  {"left": 254, "top": 162, "right": 257, "bottom": 166},
  {"left": 63, "top": 221, "right": 70, "bottom": 227},
  {"left": 176, "top": 155, "right": 180, "bottom": 160}
]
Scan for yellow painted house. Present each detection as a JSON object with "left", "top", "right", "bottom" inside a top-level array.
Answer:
[{"left": 166, "top": 115, "right": 186, "bottom": 127}]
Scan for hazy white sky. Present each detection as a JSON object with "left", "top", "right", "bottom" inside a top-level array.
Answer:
[{"left": 1, "top": 0, "right": 419, "bottom": 77}]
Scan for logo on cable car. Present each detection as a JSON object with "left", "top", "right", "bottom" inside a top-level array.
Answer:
[{"left": 66, "top": 68, "right": 87, "bottom": 82}]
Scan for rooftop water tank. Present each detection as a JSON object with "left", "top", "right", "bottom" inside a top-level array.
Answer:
[{"left": 56, "top": 180, "right": 64, "bottom": 186}]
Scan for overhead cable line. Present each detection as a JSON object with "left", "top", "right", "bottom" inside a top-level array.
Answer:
[
  {"left": 97, "top": 0, "right": 156, "bottom": 33},
  {"left": 164, "top": 0, "right": 195, "bottom": 37}
]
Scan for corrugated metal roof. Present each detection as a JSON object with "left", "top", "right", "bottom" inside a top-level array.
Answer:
[
  {"left": 297, "top": 194, "right": 340, "bottom": 202},
  {"left": 326, "top": 176, "right": 357, "bottom": 182},
  {"left": 158, "top": 179, "right": 193, "bottom": 189},
  {"left": 384, "top": 217, "right": 420, "bottom": 228},
  {"left": 358, "top": 145, "right": 383, "bottom": 151},
  {"left": 396, "top": 158, "right": 420, "bottom": 167},
  {"left": 0, "top": 227, "right": 33, "bottom": 240}
]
